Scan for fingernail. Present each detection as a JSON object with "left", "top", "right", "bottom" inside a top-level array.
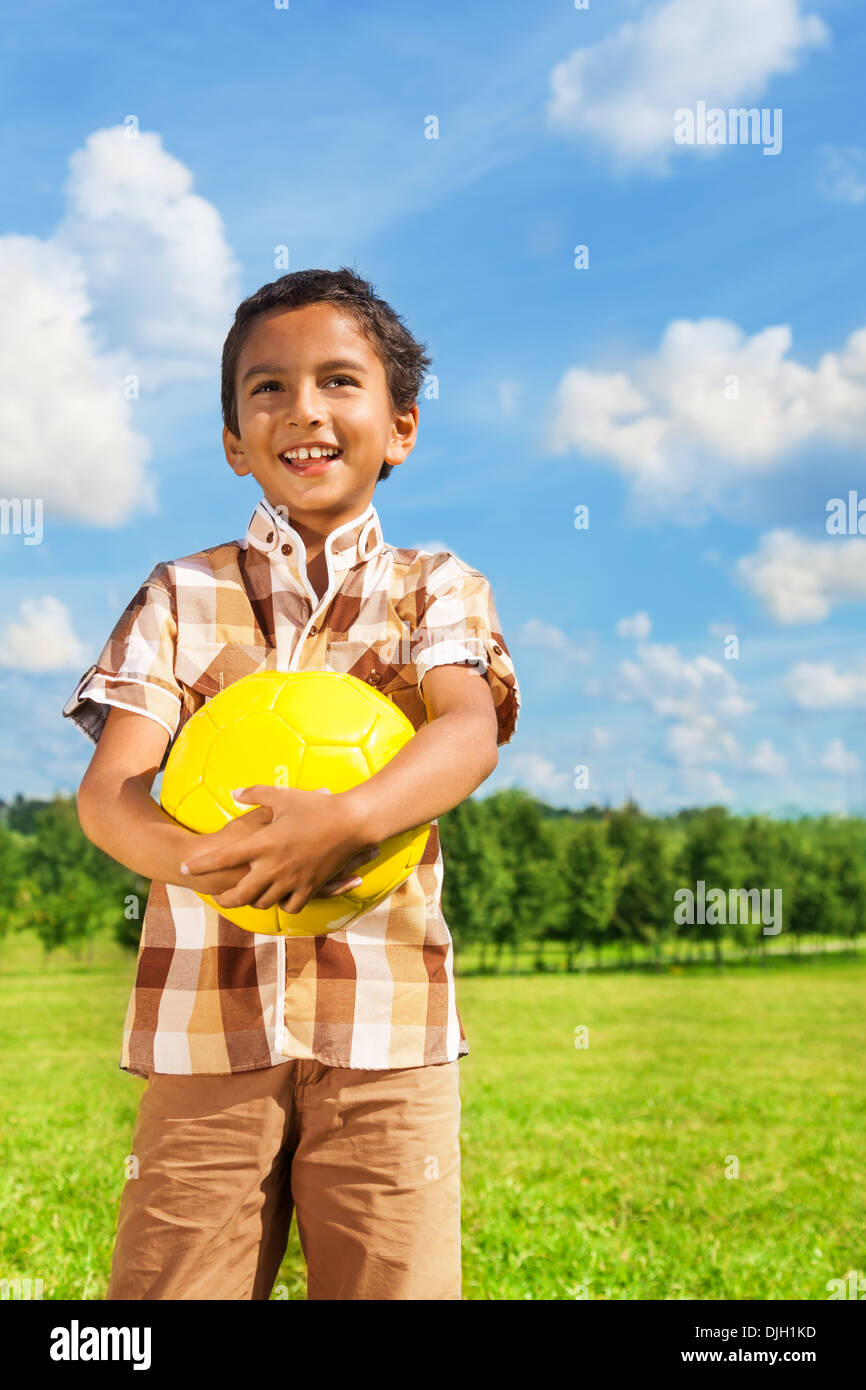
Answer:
[
  {"left": 231, "top": 788, "right": 244, "bottom": 798},
  {"left": 348, "top": 877, "right": 363, "bottom": 888},
  {"left": 180, "top": 864, "right": 189, "bottom": 874}
]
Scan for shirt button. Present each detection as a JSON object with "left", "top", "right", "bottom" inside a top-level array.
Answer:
[
  {"left": 367, "top": 671, "right": 381, "bottom": 685},
  {"left": 265, "top": 530, "right": 274, "bottom": 543},
  {"left": 492, "top": 643, "right": 502, "bottom": 655},
  {"left": 309, "top": 624, "right": 318, "bottom": 635},
  {"left": 281, "top": 542, "right": 292, "bottom": 555}
]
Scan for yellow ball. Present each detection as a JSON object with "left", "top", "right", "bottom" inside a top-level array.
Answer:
[{"left": 160, "top": 670, "right": 430, "bottom": 937}]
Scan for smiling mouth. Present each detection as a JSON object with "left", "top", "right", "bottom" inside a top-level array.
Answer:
[{"left": 280, "top": 447, "right": 343, "bottom": 476}]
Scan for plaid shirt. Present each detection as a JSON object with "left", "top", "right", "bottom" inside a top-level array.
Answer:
[{"left": 62, "top": 496, "right": 520, "bottom": 1076}]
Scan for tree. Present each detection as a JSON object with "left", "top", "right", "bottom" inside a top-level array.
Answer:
[
  {"left": 22, "top": 796, "right": 148, "bottom": 961},
  {"left": 785, "top": 846, "right": 843, "bottom": 955},
  {"left": 6, "top": 793, "right": 51, "bottom": 834},
  {"left": 674, "top": 807, "right": 750, "bottom": 965},
  {"left": 609, "top": 812, "right": 675, "bottom": 966},
  {"left": 804, "top": 818, "right": 866, "bottom": 952},
  {"left": 558, "top": 821, "right": 620, "bottom": 970},
  {"left": 440, "top": 796, "right": 514, "bottom": 970},
  {"left": 0, "top": 825, "right": 26, "bottom": 977},
  {"left": 484, "top": 790, "right": 560, "bottom": 972}
]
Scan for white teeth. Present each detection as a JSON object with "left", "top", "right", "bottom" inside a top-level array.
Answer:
[{"left": 283, "top": 446, "right": 340, "bottom": 461}]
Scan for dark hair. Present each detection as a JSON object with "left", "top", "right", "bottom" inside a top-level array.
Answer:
[{"left": 221, "top": 265, "right": 432, "bottom": 483}]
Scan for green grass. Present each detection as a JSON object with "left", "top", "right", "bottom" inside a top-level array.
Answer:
[{"left": 0, "top": 932, "right": 863, "bottom": 1300}]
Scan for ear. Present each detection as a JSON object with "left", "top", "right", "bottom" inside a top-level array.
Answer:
[
  {"left": 223, "top": 424, "right": 251, "bottom": 476},
  {"left": 385, "top": 402, "right": 418, "bottom": 469}
]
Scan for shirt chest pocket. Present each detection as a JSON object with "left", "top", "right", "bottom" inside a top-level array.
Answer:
[{"left": 174, "top": 642, "right": 272, "bottom": 701}]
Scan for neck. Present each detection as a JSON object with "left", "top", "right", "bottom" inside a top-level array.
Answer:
[
  {"left": 290, "top": 517, "right": 327, "bottom": 563},
  {"left": 265, "top": 493, "right": 374, "bottom": 559}
]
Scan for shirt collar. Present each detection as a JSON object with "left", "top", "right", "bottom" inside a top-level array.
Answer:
[{"left": 244, "top": 495, "right": 385, "bottom": 596}]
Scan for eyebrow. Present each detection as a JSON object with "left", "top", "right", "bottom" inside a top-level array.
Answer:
[{"left": 241, "top": 358, "right": 368, "bottom": 384}]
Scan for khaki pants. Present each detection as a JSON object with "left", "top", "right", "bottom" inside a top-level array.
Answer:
[{"left": 106, "top": 1059, "right": 462, "bottom": 1301}]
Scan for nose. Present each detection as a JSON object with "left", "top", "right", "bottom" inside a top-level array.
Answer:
[
  {"left": 282, "top": 381, "right": 325, "bottom": 428},
  {"left": 287, "top": 408, "right": 323, "bottom": 428}
]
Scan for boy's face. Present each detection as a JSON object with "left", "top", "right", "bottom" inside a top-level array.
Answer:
[{"left": 224, "top": 302, "right": 418, "bottom": 535}]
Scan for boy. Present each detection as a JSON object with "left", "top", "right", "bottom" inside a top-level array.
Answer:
[{"left": 63, "top": 266, "right": 520, "bottom": 1301}]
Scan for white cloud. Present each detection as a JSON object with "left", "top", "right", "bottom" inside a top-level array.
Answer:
[
  {"left": 619, "top": 640, "right": 754, "bottom": 722},
  {"left": 817, "top": 145, "right": 866, "bottom": 206},
  {"left": 674, "top": 767, "right": 735, "bottom": 804},
  {"left": 548, "top": 319, "right": 866, "bottom": 516},
  {"left": 783, "top": 661, "right": 866, "bottom": 709},
  {"left": 55, "top": 125, "right": 241, "bottom": 387},
  {"left": 819, "top": 737, "right": 861, "bottom": 776},
  {"left": 665, "top": 714, "right": 740, "bottom": 766},
  {"left": 589, "top": 726, "right": 615, "bottom": 751},
  {"left": 546, "top": 0, "right": 828, "bottom": 172},
  {"left": 518, "top": 618, "right": 590, "bottom": 662},
  {"left": 0, "top": 236, "right": 155, "bottom": 526},
  {"left": 747, "top": 739, "right": 789, "bottom": 778},
  {"left": 0, "top": 597, "right": 87, "bottom": 671},
  {"left": 502, "top": 751, "right": 571, "bottom": 796},
  {"left": 0, "top": 124, "right": 241, "bottom": 526},
  {"left": 617, "top": 611, "right": 652, "bottom": 640},
  {"left": 619, "top": 639, "right": 753, "bottom": 789},
  {"left": 738, "top": 530, "right": 866, "bottom": 623}
]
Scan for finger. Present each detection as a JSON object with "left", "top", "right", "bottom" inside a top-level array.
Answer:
[
  {"left": 181, "top": 842, "right": 256, "bottom": 875},
  {"left": 182, "top": 822, "right": 276, "bottom": 875},
  {"left": 213, "top": 865, "right": 253, "bottom": 891},
  {"left": 229, "top": 784, "right": 284, "bottom": 809},
  {"left": 280, "top": 886, "right": 313, "bottom": 916},
  {"left": 227, "top": 804, "right": 273, "bottom": 828},
  {"left": 278, "top": 867, "right": 363, "bottom": 907},
  {"left": 248, "top": 885, "right": 287, "bottom": 911},
  {"left": 214, "top": 867, "right": 284, "bottom": 911},
  {"left": 238, "top": 804, "right": 274, "bottom": 823},
  {"left": 345, "top": 845, "right": 382, "bottom": 872},
  {"left": 315, "top": 875, "right": 364, "bottom": 898}
]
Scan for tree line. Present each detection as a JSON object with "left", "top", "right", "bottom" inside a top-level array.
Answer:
[
  {"left": 1, "top": 790, "right": 864, "bottom": 972},
  {"left": 437, "top": 790, "right": 866, "bottom": 969}
]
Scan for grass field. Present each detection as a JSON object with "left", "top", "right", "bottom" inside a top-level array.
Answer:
[{"left": 0, "top": 931, "right": 863, "bottom": 1300}]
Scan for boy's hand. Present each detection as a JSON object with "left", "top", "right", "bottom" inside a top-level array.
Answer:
[
  {"left": 178, "top": 786, "right": 378, "bottom": 915},
  {"left": 174, "top": 804, "right": 267, "bottom": 899}
]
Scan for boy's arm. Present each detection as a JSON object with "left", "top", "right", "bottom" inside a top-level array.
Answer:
[
  {"left": 76, "top": 706, "right": 256, "bottom": 896},
  {"left": 343, "top": 663, "right": 499, "bottom": 840},
  {"left": 181, "top": 664, "right": 499, "bottom": 915},
  {"left": 77, "top": 706, "right": 376, "bottom": 898}
]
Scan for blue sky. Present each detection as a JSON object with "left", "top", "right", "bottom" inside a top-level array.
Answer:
[{"left": 2, "top": 0, "right": 865, "bottom": 815}]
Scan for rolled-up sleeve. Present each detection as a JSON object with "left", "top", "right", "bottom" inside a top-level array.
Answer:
[
  {"left": 413, "top": 554, "right": 521, "bottom": 746},
  {"left": 62, "top": 566, "right": 183, "bottom": 748}
]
